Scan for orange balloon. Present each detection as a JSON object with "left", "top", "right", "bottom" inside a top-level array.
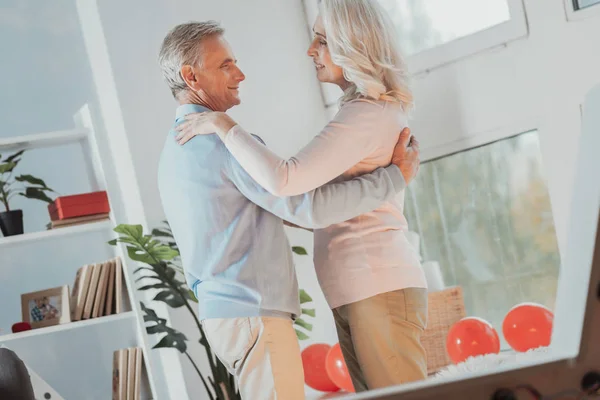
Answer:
[
  {"left": 446, "top": 317, "right": 500, "bottom": 364},
  {"left": 301, "top": 344, "right": 340, "bottom": 392},
  {"left": 325, "top": 343, "right": 355, "bottom": 393},
  {"left": 503, "top": 303, "right": 553, "bottom": 352}
]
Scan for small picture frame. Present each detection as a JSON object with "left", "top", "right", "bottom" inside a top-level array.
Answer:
[{"left": 21, "top": 285, "right": 71, "bottom": 329}]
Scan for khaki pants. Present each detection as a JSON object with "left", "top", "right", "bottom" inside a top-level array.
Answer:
[
  {"left": 202, "top": 316, "right": 306, "bottom": 400},
  {"left": 332, "top": 288, "right": 428, "bottom": 392}
]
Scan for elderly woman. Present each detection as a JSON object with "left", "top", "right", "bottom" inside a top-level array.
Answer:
[{"left": 175, "top": 0, "right": 428, "bottom": 391}]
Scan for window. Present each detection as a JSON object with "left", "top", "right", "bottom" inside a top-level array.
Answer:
[
  {"left": 377, "top": 0, "right": 528, "bottom": 73},
  {"left": 565, "top": 0, "right": 600, "bottom": 20},
  {"left": 575, "top": 0, "right": 600, "bottom": 10},
  {"left": 404, "top": 130, "right": 560, "bottom": 348},
  {"left": 378, "top": 0, "right": 511, "bottom": 56}
]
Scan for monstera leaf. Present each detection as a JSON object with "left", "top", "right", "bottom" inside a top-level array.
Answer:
[{"left": 141, "top": 302, "right": 187, "bottom": 353}]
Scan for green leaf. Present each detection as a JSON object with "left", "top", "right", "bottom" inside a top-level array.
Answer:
[
  {"left": 292, "top": 246, "right": 308, "bottom": 255},
  {"left": 109, "top": 236, "right": 141, "bottom": 247},
  {"left": 114, "top": 224, "right": 144, "bottom": 240},
  {"left": 299, "top": 289, "right": 313, "bottom": 304},
  {"left": 301, "top": 308, "right": 316, "bottom": 318},
  {"left": 187, "top": 289, "right": 198, "bottom": 303},
  {"left": 152, "top": 245, "right": 179, "bottom": 260},
  {"left": 153, "top": 332, "right": 188, "bottom": 353},
  {"left": 151, "top": 228, "right": 173, "bottom": 238},
  {"left": 20, "top": 187, "right": 54, "bottom": 203},
  {"left": 294, "top": 318, "right": 313, "bottom": 331},
  {"left": 295, "top": 329, "right": 310, "bottom": 340},
  {"left": 15, "top": 174, "right": 51, "bottom": 189},
  {"left": 133, "top": 266, "right": 155, "bottom": 275},
  {"left": 0, "top": 162, "right": 17, "bottom": 174},
  {"left": 138, "top": 283, "right": 168, "bottom": 291},
  {"left": 140, "top": 302, "right": 158, "bottom": 319},
  {"left": 166, "top": 262, "right": 184, "bottom": 275},
  {"left": 164, "top": 267, "right": 176, "bottom": 280},
  {"left": 154, "top": 289, "right": 186, "bottom": 308},
  {"left": 4, "top": 150, "right": 24, "bottom": 164},
  {"left": 140, "top": 302, "right": 188, "bottom": 353},
  {"left": 127, "top": 246, "right": 155, "bottom": 264},
  {"left": 108, "top": 239, "right": 117, "bottom": 245}
]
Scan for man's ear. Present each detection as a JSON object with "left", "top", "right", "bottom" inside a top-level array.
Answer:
[{"left": 180, "top": 65, "right": 203, "bottom": 91}]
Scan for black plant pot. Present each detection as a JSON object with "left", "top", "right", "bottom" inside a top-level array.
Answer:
[{"left": 0, "top": 210, "right": 24, "bottom": 237}]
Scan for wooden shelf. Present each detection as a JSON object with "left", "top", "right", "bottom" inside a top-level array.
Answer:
[
  {"left": 0, "top": 128, "right": 89, "bottom": 151},
  {"left": 0, "top": 220, "right": 113, "bottom": 247},
  {"left": 0, "top": 311, "right": 135, "bottom": 343}
]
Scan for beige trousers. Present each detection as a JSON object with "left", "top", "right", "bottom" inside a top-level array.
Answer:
[
  {"left": 202, "top": 316, "right": 306, "bottom": 400},
  {"left": 332, "top": 288, "right": 428, "bottom": 392}
]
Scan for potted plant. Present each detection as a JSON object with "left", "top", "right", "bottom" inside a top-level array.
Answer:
[
  {"left": 109, "top": 222, "right": 316, "bottom": 400},
  {"left": 0, "top": 150, "right": 55, "bottom": 236}
]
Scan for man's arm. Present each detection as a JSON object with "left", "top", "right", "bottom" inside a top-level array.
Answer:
[{"left": 227, "top": 154, "right": 406, "bottom": 229}]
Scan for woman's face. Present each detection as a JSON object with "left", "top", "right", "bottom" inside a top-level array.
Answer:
[{"left": 307, "top": 16, "right": 346, "bottom": 88}]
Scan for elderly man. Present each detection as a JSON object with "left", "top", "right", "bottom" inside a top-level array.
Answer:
[{"left": 157, "top": 21, "right": 420, "bottom": 399}]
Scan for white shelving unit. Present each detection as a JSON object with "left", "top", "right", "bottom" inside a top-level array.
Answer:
[
  {"left": 0, "top": 219, "right": 112, "bottom": 247},
  {"left": 0, "top": 128, "right": 88, "bottom": 151},
  {"left": 0, "top": 105, "right": 160, "bottom": 399},
  {"left": 0, "top": 312, "right": 135, "bottom": 343}
]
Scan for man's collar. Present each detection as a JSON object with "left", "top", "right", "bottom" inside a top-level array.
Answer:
[{"left": 175, "top": 103, "right": 211, "bottom": 121}]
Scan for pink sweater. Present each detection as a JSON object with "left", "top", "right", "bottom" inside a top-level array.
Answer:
[{"left": 222, "top": 99, "right": 427, "bottom": 309}]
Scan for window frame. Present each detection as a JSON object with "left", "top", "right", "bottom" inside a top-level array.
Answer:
[
  {"left": 419, "top": 117, "right": 539, "bottom": 163},
  {"left": 407, "top": 0, "right": 529, "bottom": 73},
  {"left": 564, "top": 0, "right": 600, "bottom": 21}
]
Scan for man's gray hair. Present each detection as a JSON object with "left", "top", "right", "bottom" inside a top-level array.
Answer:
[{"left": 158, "top": 21, "right": 224, "bottom": 97}]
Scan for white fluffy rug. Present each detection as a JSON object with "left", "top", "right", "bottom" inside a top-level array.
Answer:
[{"left": 435, "top": 347, "right": 551, "bottom": 378}]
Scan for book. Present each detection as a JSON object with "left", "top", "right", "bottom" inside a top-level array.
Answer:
[
  {"left": 133, "top": 347, "right": 142, "bottom": 400},
  {"left": 126, "top": 347, "right": 136, "bottom": 400},
  {"left": 48, "top": 191, "right": 110, "bottom": 221},
  {"left": 47, "top": 213, "right": 109, "bottom": 229},
  {"left": 105, "top": 258, "right": 117, "bottom": 316},
  {"left": 82, "top": 263, "right": 102, "bottom": 319},
  {"left": 71, "top": 264, "right": 92, "bottom": 321},
  {"left": 112, "top": 348, "right": 128, "bottom": 400},
  {"left": 92, "top": 260, "right": 111, "bottom": 318},
  {"left": 115, "top": 257, "right": 124, "bottom": 314}
]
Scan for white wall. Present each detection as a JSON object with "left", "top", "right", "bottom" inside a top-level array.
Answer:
[
  {"left": 80, "top": 0, "right": 331, "bottom": 398},
  {"left": 0, "top": 1, "right": 95, "bottom": 231}
]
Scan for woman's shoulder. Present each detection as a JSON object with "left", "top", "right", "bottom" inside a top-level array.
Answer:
[{"left": 337, "top": 98, "right": 407, "bottom": 125}]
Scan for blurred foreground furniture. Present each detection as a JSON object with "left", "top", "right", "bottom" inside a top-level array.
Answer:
[{"left": 0, "top": 347, "right": 34, "bottom": 400}]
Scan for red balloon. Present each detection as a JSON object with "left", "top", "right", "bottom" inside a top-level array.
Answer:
[
  {"left": 325, "top": 343, "right": 355, "bottom": 393},
  {"left": 446, "top": 317, "right": 500, "bottom": 364},
  {"left": 301, "top": 344, "right": 340, "bottom": 392},
  {"left": 503, "top": 303, "right": 553, "bottom": 352}
]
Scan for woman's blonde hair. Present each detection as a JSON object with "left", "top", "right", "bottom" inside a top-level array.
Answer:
[{"left": 320, "top": 0, "right": 413, "bottom": 110}]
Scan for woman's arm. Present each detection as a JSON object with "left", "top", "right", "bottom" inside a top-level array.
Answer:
[{"left": 177, "top": 100, "right": 396, "bottom": 196}]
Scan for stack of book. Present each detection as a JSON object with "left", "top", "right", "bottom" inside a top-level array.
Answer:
[
  {"left": 70, "top": 257, "right": 125, "bottom": 321},
  {"left": 47, "top": 190, "right": 111, "bottom": 229},
  {"left": 113, "top": 347, "right": 143, "bottom": 400}
]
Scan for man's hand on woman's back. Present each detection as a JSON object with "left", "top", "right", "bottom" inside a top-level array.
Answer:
[{"left": 391, "top": 128, "right": 420, "bottom": 185}]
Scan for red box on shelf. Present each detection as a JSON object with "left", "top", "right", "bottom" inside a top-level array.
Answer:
[{"left": 48, "top": 191, "right": 110, "bottom": 221}]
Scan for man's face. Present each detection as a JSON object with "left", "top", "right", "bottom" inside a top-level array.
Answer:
[{"left": 195, "top": 35, "right": 246, "bottom": 111}]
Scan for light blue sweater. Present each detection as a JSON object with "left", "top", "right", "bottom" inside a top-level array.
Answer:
[{"left": 157, "top": 104, "right": 406, "bottom": 320}]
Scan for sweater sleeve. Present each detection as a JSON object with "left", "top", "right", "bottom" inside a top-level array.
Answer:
[{"left": 221, "top": 100, "right": 389, "bottom": 196}]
